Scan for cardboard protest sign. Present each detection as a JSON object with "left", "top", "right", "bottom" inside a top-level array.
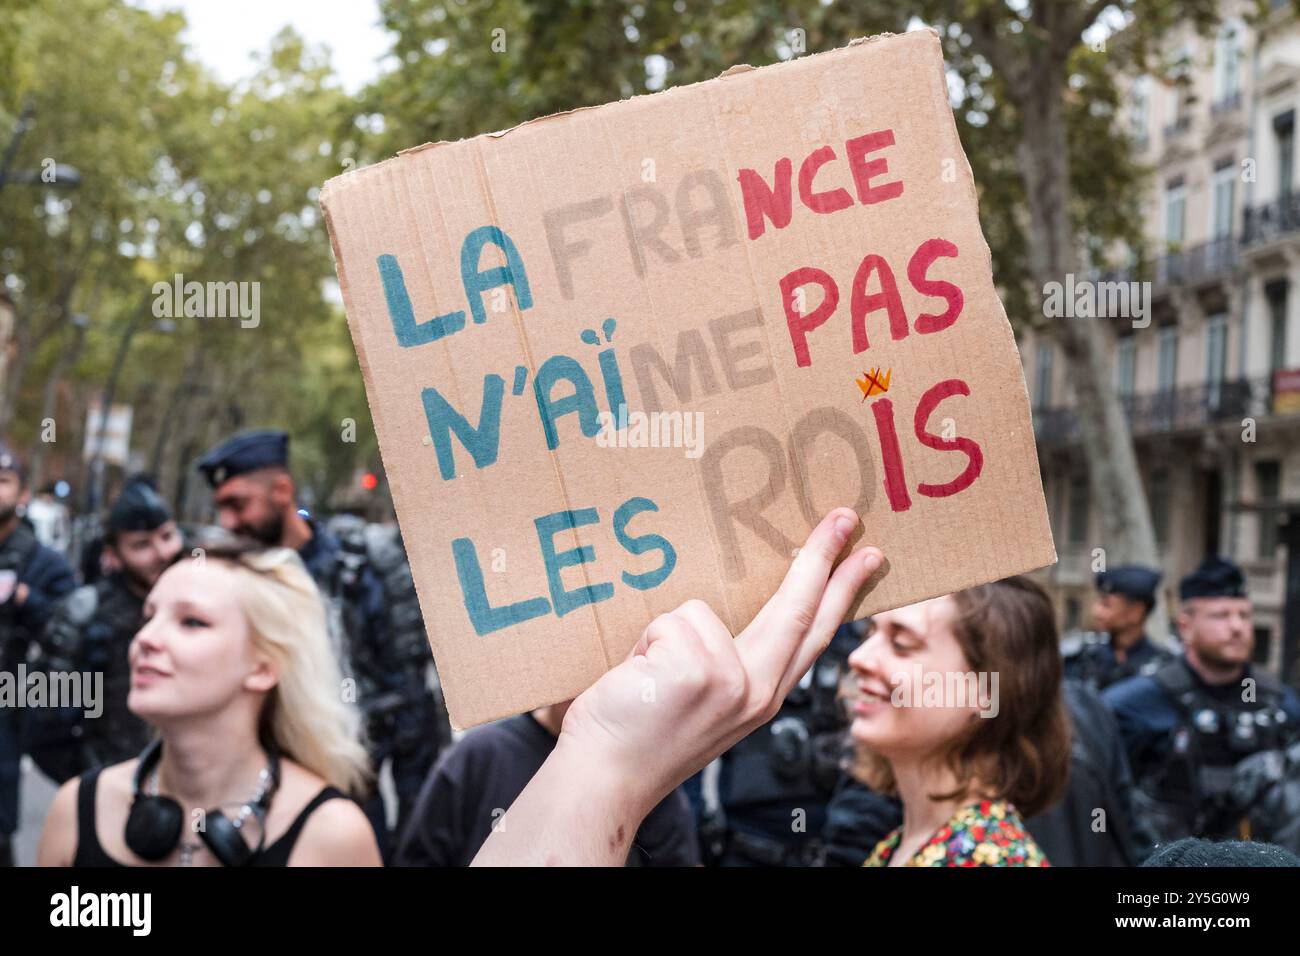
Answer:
[{"left": 321, "top": 29, "right": 1056, "bottom": 729}]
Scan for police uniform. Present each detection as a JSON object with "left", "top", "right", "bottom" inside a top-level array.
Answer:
[
  {"left": 700, "top": 620, "right": 860, "bottom": 866},
  {"left": 28, "top": 479, "right": 167, "bottom": 783},
  {"left": 196, "top": 431, "right": 446, "bottom": 844},
  {"left": 1063, "top": 564, "right": 1175, "bottom": 692},
  {"left": 1102, "top": 557, "right": 1300, "bottom": 844},
  {"left": 0, "top": 445, "right": 76, "bottom": 865},
  {"left": 324, "top": 514, "right": 450, "bottom": 821},
  {"left": 1231, "top": 735, "right": 1300, "bottom": 854}
]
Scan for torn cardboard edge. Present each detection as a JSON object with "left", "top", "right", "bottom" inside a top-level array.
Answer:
[{"left": 324, "top": 31, "right": 909, "bottom": 196}]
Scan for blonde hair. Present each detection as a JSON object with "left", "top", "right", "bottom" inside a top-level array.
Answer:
[{"left": 197, "top": 538, "right": 372, "bottom": 796}]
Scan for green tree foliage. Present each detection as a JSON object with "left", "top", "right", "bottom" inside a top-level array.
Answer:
[
  {"left": 0, "top": 0, "right": 377, "bottom": 513},
  {"left": 2, "top": 0, "right": 1274, "bottom": 542},
  {"left": 359, "top": 0, "right": 1159, "bottom": 329},
  {"left": 355, "top": 0, "right": 1245, "bottom": 590}
]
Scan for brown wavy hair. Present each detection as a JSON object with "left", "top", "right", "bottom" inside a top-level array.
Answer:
[{"left": 851, "top": 576, "right": 1070, "bottom": 818}]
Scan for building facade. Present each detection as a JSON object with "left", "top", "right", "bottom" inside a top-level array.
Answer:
[{"left": 1021, "top": 5, "right": 1300, "bottom": 681}]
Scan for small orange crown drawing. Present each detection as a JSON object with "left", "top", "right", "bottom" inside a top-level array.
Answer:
[{"left": 855, "top": 367, "right": 892, "bottom": 400}]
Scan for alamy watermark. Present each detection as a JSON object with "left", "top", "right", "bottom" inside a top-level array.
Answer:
[
  {"left": 888, "top": 665, "right": 1000, "bottom": 718},
  {"left": 0, "top": 665, "right": 102, "bottom": 718},
  {"left": 152, "top": 273, "right": 260, "bottom": 328},
  {"left": 1042, "top": 274, "right": 1151, "bottom": 329},
  {"left": 595, "top": 405, "right": 705, "bottom": 459},
  {"left": 50, "top": 886, "right": 150, "bottom": 936}
]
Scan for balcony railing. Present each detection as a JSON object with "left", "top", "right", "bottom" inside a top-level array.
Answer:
[
  {"left": 1243, "top": 193, "right": 1300, "bottom": 245},
  {"left": 1163, "top": 114, "right": 1192, "bottom": 141},
  {"left": 1178, "top": 235, "right": 1236, "bottom": 284},
  {"left": 1093, "top": 237, "right": 1236, "bottom": 293},
  {"left": 1153, "top": 252, "right": 1183, "bottom": 287},
  {"left": 1210, "top": 91, "right": 1243, "bottom": 117},
  {"left": 1033, "top": 377, "right": 1274, "bottom": 447}
]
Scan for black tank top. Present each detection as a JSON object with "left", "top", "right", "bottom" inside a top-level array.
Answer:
[{"left": 72, "top": 765, "right": 348, "bottom": 867}]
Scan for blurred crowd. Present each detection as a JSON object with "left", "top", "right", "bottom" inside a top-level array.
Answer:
[{"left": 2, "top": 429, "right": 1300, "bottom": 867}]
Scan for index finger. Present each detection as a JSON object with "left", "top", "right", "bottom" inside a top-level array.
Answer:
[{"left": 735, "top": 507, "right": 858, "bottom": 688}]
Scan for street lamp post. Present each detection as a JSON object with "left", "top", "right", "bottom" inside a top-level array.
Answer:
[
  {"left": 0, "top": 100, "right": 35, "bottom": 191},
  {"left": 26, "top": 312, "right": 91, "bottom": 493},
  {"left": 0, "top": 100, "right": 81, "bottom": 194},
  {"left": 83, "top": 314, "right": 176, "bottom": 517}
]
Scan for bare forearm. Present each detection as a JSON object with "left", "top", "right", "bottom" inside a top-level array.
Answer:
[
  {"left": 472, "top": 512, "right": 880, "bottom": 865},
  {"left": 471, "top": 737, "right": 653, "bottom": 866}
]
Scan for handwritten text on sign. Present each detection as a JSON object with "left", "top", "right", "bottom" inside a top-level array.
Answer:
[{"left": 375, "top": 129, "right": 982, "bottom": 637}]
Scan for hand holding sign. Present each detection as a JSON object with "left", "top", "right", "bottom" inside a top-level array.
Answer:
[{"left": 473, "top": 508, "right": 882, "bottom": 865}]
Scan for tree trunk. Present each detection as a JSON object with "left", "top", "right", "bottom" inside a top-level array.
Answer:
[
  {"left": 0, "top": 310, "right": 31, "bottom": 435},
  {"left": 0, "top": 268, "right": 82, "bottom": 435},
  {"left": 27, "top": 320, "right": 88, "bottom": 491},
  {"left": 1015, "top": 62, "right": 1169, "bottom": 643}
]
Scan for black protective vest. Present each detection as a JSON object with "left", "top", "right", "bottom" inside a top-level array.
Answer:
[{"left": 1139, "top": 661, "right": 1293, "bottom": 840}]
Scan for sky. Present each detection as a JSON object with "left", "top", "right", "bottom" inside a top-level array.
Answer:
[
  {"left": 132, "top": 0, "right": 392, "bottom": 93},
  {"left": 128, "top": 2, "right": 1128, "bottom": 102}
]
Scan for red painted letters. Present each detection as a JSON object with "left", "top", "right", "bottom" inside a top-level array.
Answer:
[
  {"left": 865, "top": 378, "right": 984, "bottom": 513},
  {"left": 780, "top": 239, "right": 963, "bottom": 368},
  {"left": 737, "top": 158, "right": 794, "bottom": 241},
  {"left": 913, "top": 379, "right": 983, "bottom": 498},
  {"left": 908, "top": 238, "right": 964, "bottom": 334},
  {"left": 737, "top": 129, "right": 903, "bottom": 240},
  {"left": 850, "top": 254, "right": 909, "bottom": 354}
]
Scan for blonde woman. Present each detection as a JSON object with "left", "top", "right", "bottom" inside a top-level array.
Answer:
[{"left": 38, "top": 535, "right": 380, "bottom": 866}]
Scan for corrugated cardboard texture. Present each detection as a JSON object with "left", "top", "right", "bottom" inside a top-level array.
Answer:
[{"left": 321, "top": 29, "right": 1057, "bottom": 729}]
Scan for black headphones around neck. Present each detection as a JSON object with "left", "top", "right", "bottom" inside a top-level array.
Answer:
[{"left": 124, "top": 738, "right": 281, "bottom": 866}]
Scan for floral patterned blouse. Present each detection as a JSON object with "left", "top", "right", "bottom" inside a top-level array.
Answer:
[{"left": 864, "top": 799, "right": 1049, "bottom": 867}]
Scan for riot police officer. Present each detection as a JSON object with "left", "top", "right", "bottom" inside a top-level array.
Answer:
[
  {"left": 324, "top": 511, "right": 450, "bottom": 825},
  {"left": 30, "top": 477, "right": 180, "bottom": 783},
  {"left": 1231, "top": 733, "right": 1300, "bottom": 854},
  {"left": 0, "top": 444, "right": 76, "bottom": 866},
  {"left": 1103, "top": 556, "right": 1300, "bottom": 844},
  {"left": 195, "top": 430, "right": 445, "bottom": 850},
  {"left": 697, "top": 619, "right": 860, "bottom": 866},
  {"left": 1064, "top": 564, "right": 1175, "bottom": 691}
]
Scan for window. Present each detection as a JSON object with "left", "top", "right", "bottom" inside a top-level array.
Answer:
[
  {"left": 1276, "top": 111, "right": 1295, "bottom": 198},
  {"left": 1068, "top": 474, "right": 1090, "bottom": 545},
  {"left": 1204, "top": 470, "right": 1223, "bottom": 555},
  {"left": 1268, "top": 280, "right": 1289, "bottom": 373},
  {"left": 1256, "top": 460, "right": 1281, "bottom": 558},
  {"left": 1117, "top": 335, "right": 1137, "bottom": 397},
  {"left": 1169, "top": 46, "right": 1193, "bottom": 122},
  {"left": 1157, "top": 324, "right": 1179, "bottom": 391},
  {"left": 1052, "top": 472, "right": 1067, "bottom": 543},
  {"left": 1214, "top": 21, "right": 1242, "bottom": 104},
  {"left": 1035, "top": 342, "right": 1053, "bottom": 409},
  {"left": 1065, "top": 598, "right": 1081, "bottom": 632},
  {"left": 1166, "top": 180, "right": 1187, "bottom": 247},
  {"left": 1042, "top": 468, "right": 1061, "bottom": 541},
  {"left": 1252, "top": 626, "right": 1272, "bottom": 665},
  {"left": 1129, "top": 76, "right": 1150, "bottom": 141},
  {"left": 1212, "top": 161, "right": 1236, "bottom": 239},
  {"left": 1150, "top": 467, "right": 1171, "bottom": 547},
  {"left": 1206, "top": 313, "right": 1228, "bottom": 381},
  {"left": 1206, "top": 312, "right": 1228, "bottom": 408}
]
